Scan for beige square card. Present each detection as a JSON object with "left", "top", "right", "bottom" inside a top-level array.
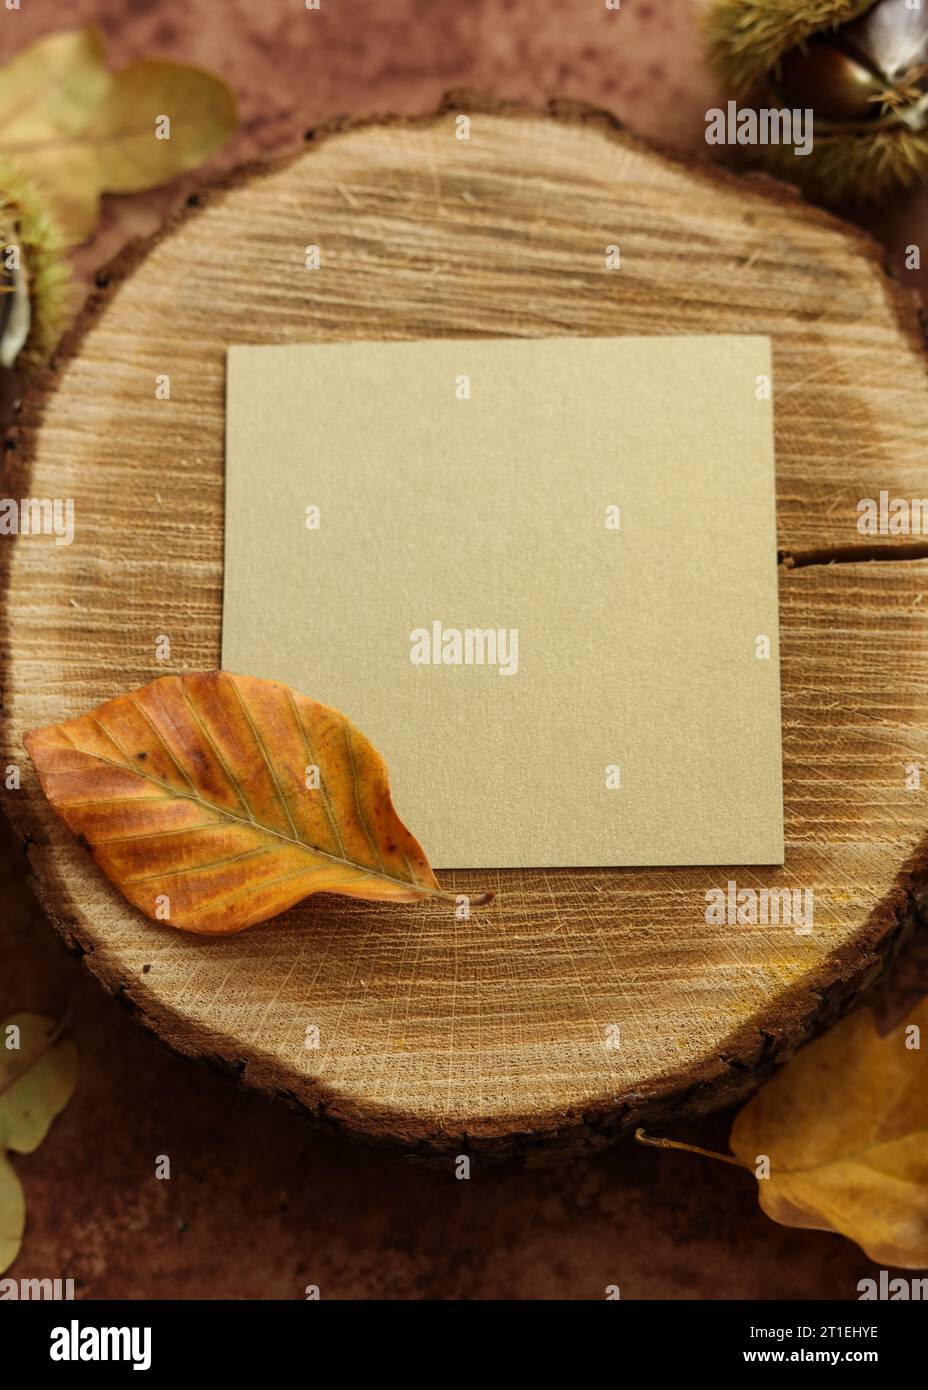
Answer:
[{"left": 223, "top": 337, "right": 783, "bottom": 868}]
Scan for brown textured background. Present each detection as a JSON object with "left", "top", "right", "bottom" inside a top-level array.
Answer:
[{"left": 2, "top": 0, "right": 927, "bottom": 1300}]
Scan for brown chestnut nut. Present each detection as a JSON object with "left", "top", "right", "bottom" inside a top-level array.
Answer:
[
  {"left": 704, "top": 0, "right": 928, "bottom": 200},
  {"left": 775, "top": 37, "right": 885, "bottom": 121}
]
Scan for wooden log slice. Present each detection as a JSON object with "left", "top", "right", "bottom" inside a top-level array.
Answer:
[{"left": 3, "top": 99, "right": 928, "bottom": 1157}]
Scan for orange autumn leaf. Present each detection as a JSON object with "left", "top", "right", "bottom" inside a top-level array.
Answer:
[{"left": 25, "top": 672, "right": 477, "bottom": 935}]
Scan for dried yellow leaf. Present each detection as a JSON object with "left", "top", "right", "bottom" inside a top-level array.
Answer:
[{"left": 731, "top": 998, "right": 928, "bottom": 1267}]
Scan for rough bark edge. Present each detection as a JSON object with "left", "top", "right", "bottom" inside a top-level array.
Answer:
[
  {"left": 2, "top": 87, "right": 927, "bottom": 462},
  {"left": 14, "top": 828, "right": 924, "bottom": 1161},
  {"left": 0, "top": 93, "right": 926, "bottom": 1157}
]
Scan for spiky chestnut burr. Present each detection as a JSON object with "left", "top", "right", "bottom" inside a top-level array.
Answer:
[
  {"left": 704, "top": 0, "right": 928, "bottom": 202},
  {"left": 0, "top": 157, "right": 70, "bottom": 372}
]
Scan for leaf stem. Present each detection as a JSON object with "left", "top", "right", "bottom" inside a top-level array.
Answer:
[
  {"left": 0, "top": 1008, "right": 74, "bottom": 1103},
  {"left": 634, "top": 1127, "right": 751, "bottom": 1170}
]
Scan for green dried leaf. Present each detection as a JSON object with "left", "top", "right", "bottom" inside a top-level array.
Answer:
[
  {"left": 0, "top": 1013, "right": 78, "bottom": 1274},
  {"left": 0, "top": 28, "right": 110, "bottom": 135},
  {"left": 83, "top": 61, "right": 238, "bottom": 195},
  {"left": 0, "top": 26, "right": 236, "bottom": 242},
  {"left": 0, "top": 1152, "right": 24, "bottom": 1277}
]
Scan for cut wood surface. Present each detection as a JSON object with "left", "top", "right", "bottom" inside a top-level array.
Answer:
[{"left": 3, "top": 100, "right": 928, "bottom": 1155}]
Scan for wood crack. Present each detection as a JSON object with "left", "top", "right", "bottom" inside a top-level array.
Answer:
[{"left": 780, "top": 542, "right": 928, "bottom": 569}]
